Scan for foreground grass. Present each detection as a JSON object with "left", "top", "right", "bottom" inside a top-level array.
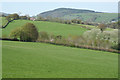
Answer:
[
  {"left": 2, "top": 40, "right": 118, "bottom": 78},
  {"left": 2, "top": 20, "right": 87, "bottom": 37}
]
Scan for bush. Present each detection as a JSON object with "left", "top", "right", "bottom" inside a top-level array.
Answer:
[
  {"left": 83, "top": 28, "right": 118, "bottom": 49},
  {"left": 39, "top": 31, "right": 49, "bottom": 40}
]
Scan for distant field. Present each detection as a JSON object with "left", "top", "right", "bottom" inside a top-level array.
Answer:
[
  {"left": 2, "top": 40, "right": 118, "bottom": 78},
  {"left": 63, "top": 13, "right": 118, "bottom": 23},
  {"left": 2, "top": 20, "right": 87, "bottom": 37}
]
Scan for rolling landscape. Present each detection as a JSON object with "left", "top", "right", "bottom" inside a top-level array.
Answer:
[
  {"left": 38, "top": 8, "right": 118, "bottom": 23},
  {"left": 0, "top": 2, "right": 119, "bottom": 79}
]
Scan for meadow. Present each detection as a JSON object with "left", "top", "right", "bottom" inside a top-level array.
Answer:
[
  {"left": 2, "top": 40, "right": 118, "bottom": 78},
  {"left": 1, "top": 16, "right": 119, "bottom": 78},
  {"left": 2, "top": 20, "right": 87, "bottom": 37}
]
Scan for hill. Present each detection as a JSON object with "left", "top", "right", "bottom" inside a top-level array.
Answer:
[
  {"left": 38, "top": 8, "right": 98, "bottom": 18},
  {"left": 0, "top": 12, "right": 9, "bottom": 17},
  {"left": 37, "top": 8, "right": 117, "bottom": 23},
  {"left": 63, "top": 13, "right": 118, "bottom": 23},
  {"left": 2, "top": 40, "right": 118, "bottom": 78},
  {"left": 2, "top": 20, "right": 87, "bottom": 37}
]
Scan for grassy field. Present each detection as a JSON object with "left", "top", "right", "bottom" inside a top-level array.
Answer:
[
  {"left": 2, "top": 20, "right": 87, "bottom": 37},
  {"left": 2, "top": 40, "right": 118, "bottom": 78},
  {"left": 63, "top": 13, "right": 117, "bottom": 23}
]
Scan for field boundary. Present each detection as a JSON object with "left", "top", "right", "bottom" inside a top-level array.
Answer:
[
  {"left": 1, "top": 38, "right": 119, "bottom": 53},
  {"left": 2, "top": 20, "right": 14, "bottom": 28}
]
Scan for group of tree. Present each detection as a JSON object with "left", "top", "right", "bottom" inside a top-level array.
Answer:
[
  {"left": 6, "top": 13, "right": 19, "bottom": 21},
  {"left": 19, "top": 16, "right": 30, "bottom": 20},
  {"left": 107, "top": 22, "right": 118, "bottom": 29},
  {"left": 71, "top": 19, "right": 82, "bottom": 24},
  {"left": 36, "top": 16, "right": 100, "bottom": 26},
  {"left": 6, "top": 13, "right": 30, "bottom": 22}
]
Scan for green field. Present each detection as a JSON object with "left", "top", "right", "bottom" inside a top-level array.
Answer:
[
  {"left": 1, "top": 18, "right": 118, "bottom": 78},
  {"left": 63, "top": 13, "right": 118, "bottom": 23},
  {"left": 2, "top": 20, "right": 87, "bottom": 37},
  {"left": 2, "top": 40, "right": 118, "bottom": 78}
]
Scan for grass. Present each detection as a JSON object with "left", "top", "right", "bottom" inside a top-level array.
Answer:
[
  {"left": 63, "top": 13, "right": 117, "bottom": 23},
  {"left": 75, "top": 24, "right": 96, "bottom": 29},
  {"left": 2, "top": 20, "right": 87, "bottom": 37},
  {"left": 2, "top": 40, "right": 118, "bottom": 78}
]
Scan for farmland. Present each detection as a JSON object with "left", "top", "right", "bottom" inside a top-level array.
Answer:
[
  {"left": 2, "top": 40, "right": 118, "bottom": 78},
  {"left": 63, "top": 13, "right": 118, "bottom": 23},
  {"left": 2, "top": 20, "right": 87, "bottom": 37},
  {"left": 2, "top": 10, "right": 118, "bottom": 78}
]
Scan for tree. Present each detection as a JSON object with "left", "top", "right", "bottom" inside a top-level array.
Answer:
[
  {"left": 25, "top": 14, "right": 30, "bottom": 20},
  {"left": 6, "top": 16, "right": 11, "bottom": 21},
  {"left": 76, "top": 20, "right": 81, "bottom": 24},
  {"left": 6, "top": 13, "right": 19, "bottom": 21},
  {"left": 71, "top": 19, "right": 77, "bottom": 23},
  {"left": 10, "top": 23, "right": 39, "bottom": 42},
  {"left": 9, "top": 27, "right": 21, "bottom": 39},
  {"left": 20, "top": 23, "right": 39, "bottom": 41},
  {"left": 98, "top": 24, "right": 106, "bottom": 32},
  {"left": 20, "top": 16, "right": 27, "bottom": 20},
  {"left": 10, "top": 13, "right": 19, "bottom": 20}
]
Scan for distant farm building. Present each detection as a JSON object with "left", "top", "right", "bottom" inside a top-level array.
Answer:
[{"left": 30, "top": 18, "right": 36, "bottom": 21}]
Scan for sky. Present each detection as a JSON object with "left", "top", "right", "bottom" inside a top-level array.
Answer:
[
  {"left": 1, "top": 2, "right": 118, "bottom": 16},
  {"left": 1, "top": 0, "right": 119, "bottom": 2}
]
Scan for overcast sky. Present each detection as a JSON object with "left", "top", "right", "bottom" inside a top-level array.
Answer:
[{"left": 1, "top": 1, "right": 118, "bottom": 16}]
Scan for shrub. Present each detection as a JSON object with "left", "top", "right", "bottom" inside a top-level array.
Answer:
[
  {"left": 83, "top": 28, "right": 118, "bottom": 49},
  {"left": 39, "top": 31, "right": 49, "bottom": 40}
]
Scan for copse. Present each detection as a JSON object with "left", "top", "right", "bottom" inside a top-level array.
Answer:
[
  {"left": 10, "top": 13, "right": 19, "bottom": 20},
  {"left": 10, "top": 23, "right": 39, "bottom": 42},
  {"left": 6, "top": 13, "right": 19, "bottom": 21}
]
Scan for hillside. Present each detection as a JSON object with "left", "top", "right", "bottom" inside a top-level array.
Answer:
[
  {"left": 2, "top": 20, "right": 87, "bottom": 37},
  {"left": 63, "top": 13, "right": 118, "bottom": 23},
  {"left": 37, "top": 8, "right": 117, "bottom": 23},
  {"left": 2, "top": 40, "right": 118, "bottom": 78},
  {"left": 0, "top": 12, "right": 9, "bottom": 17},
  {"left": 38, "top": 8, "right": 98, "bottom": 18}
]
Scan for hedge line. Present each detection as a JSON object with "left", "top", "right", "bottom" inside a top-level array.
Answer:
[{"left": 1, "top": 38, "right": 119, "bottom": 54}]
